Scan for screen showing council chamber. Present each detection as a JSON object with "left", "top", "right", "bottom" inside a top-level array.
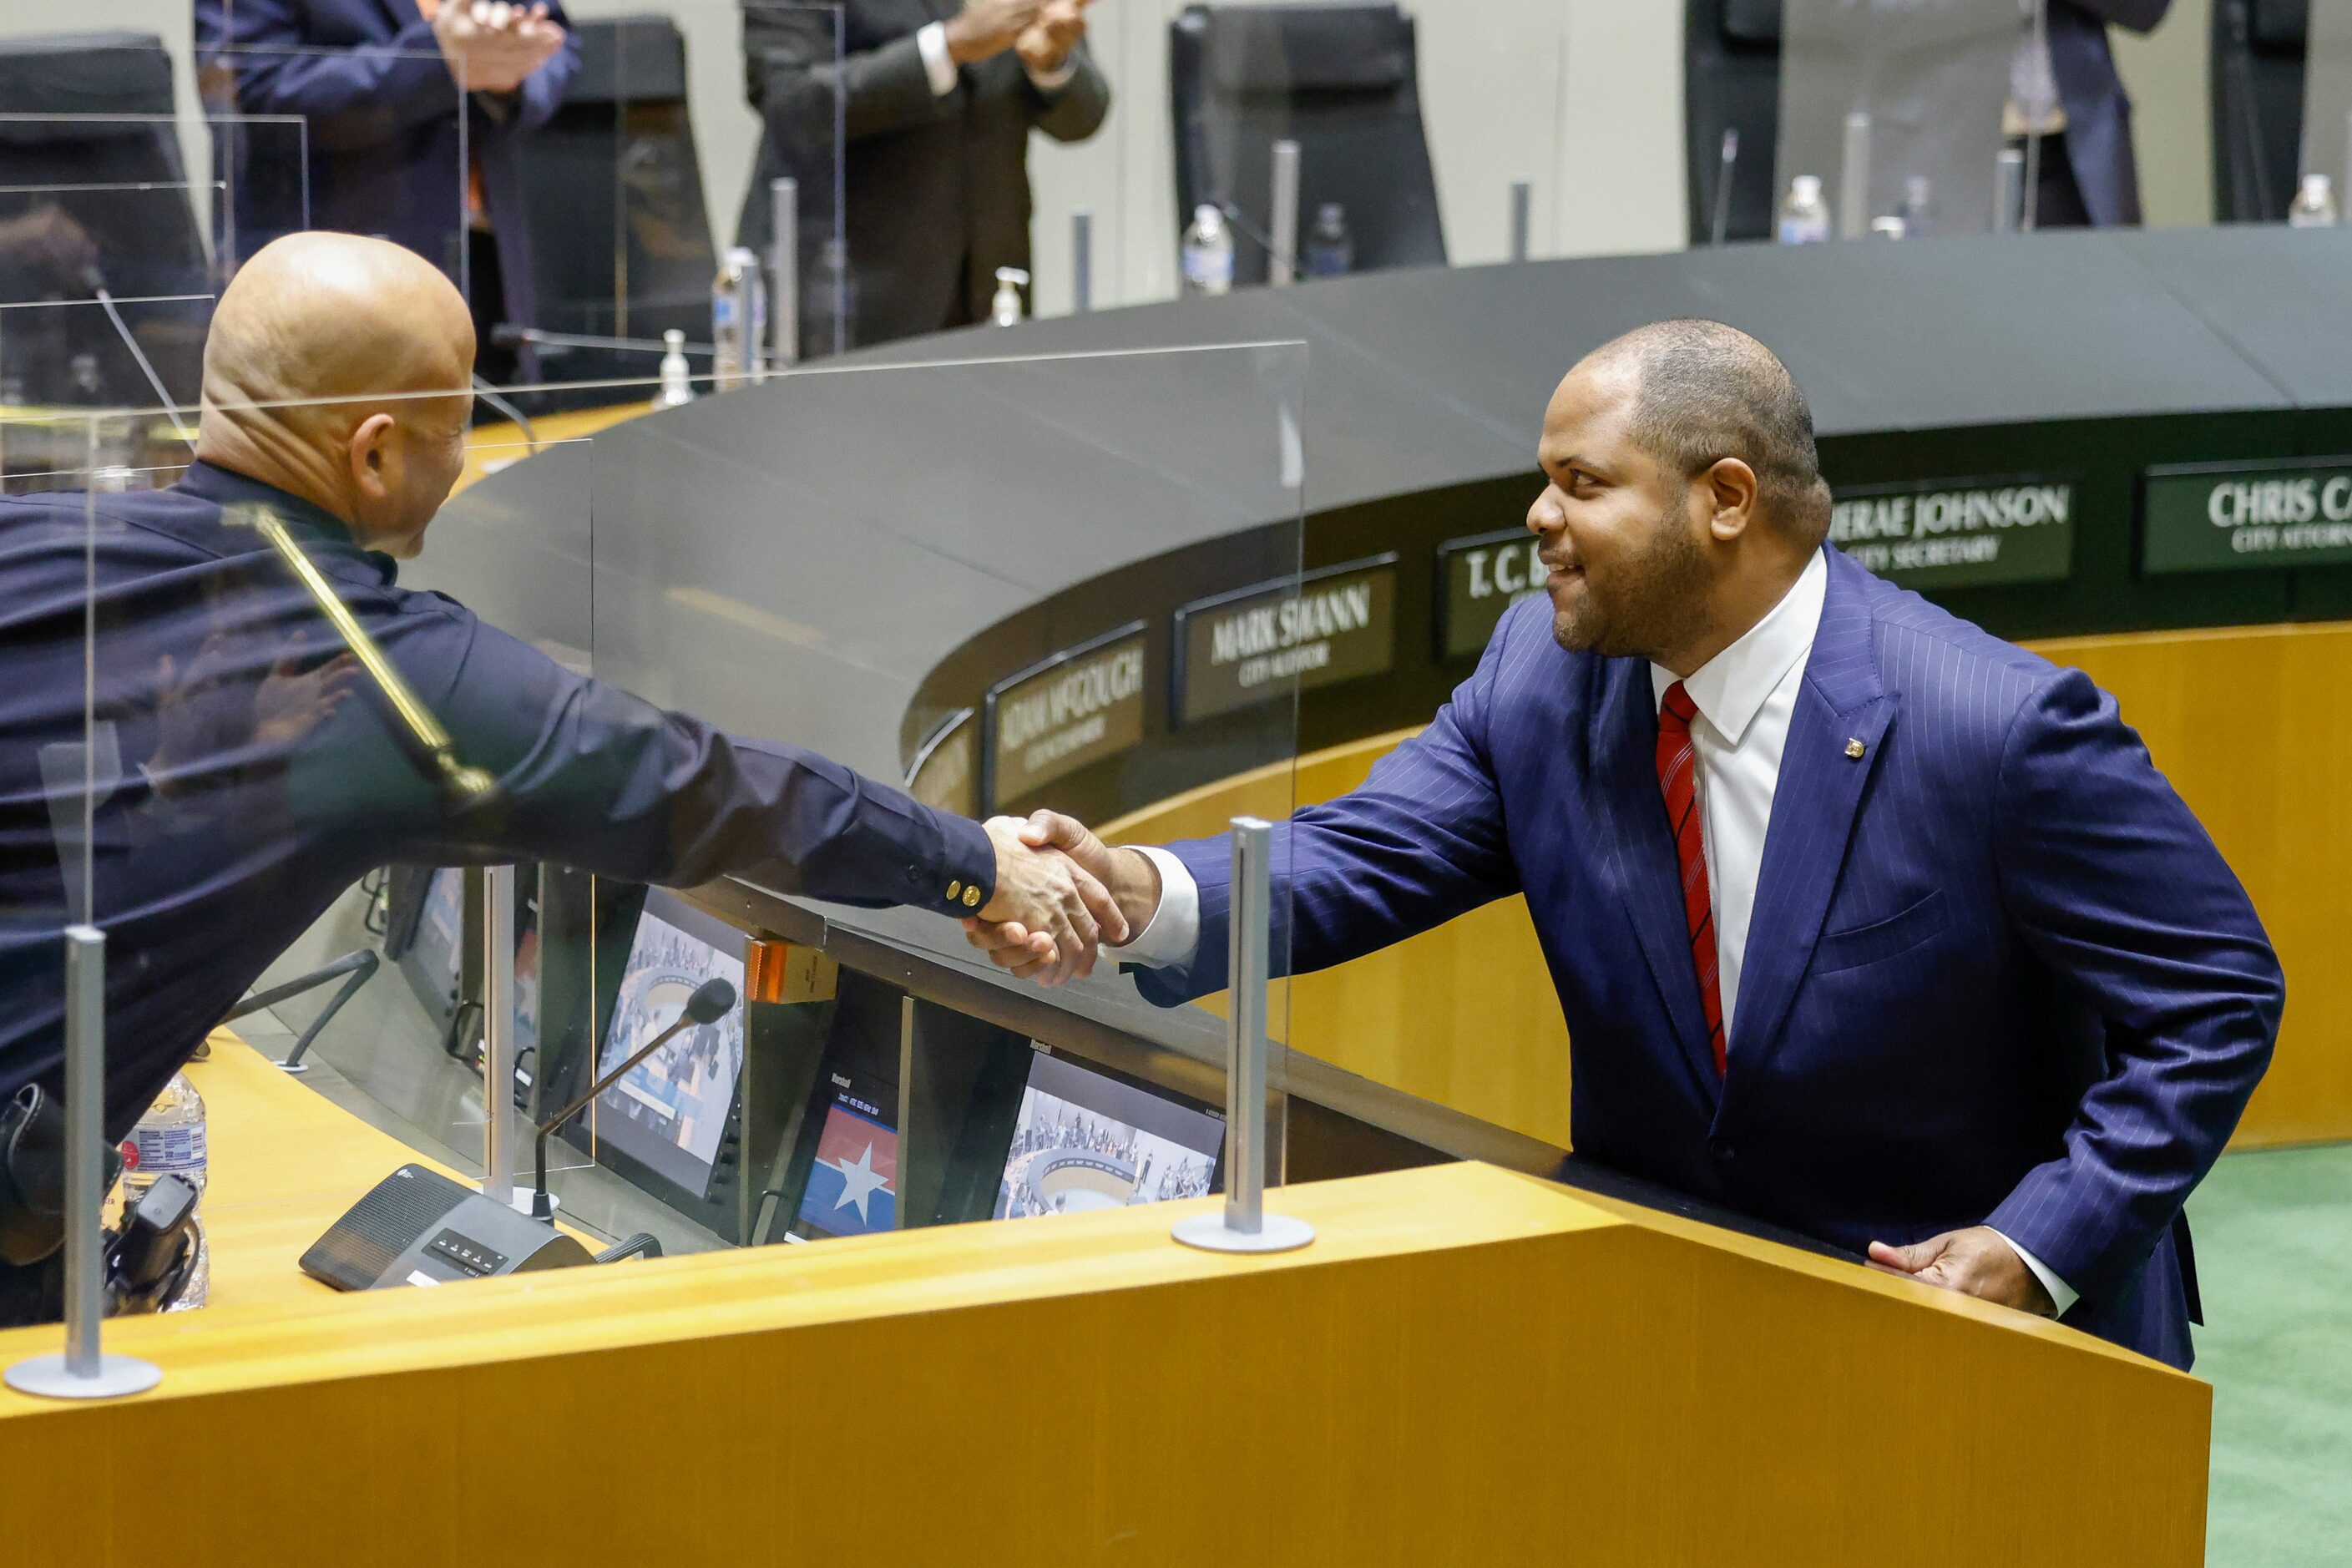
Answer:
[
  {"left": 994, "top": 1050, "right": 1222, "bottom": 1220},
  {"left": 589, "top": 890, "right": 747, "bottom": 1200}
]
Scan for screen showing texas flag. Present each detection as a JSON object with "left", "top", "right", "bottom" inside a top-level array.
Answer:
[{"left": 797, "top": 1103, "right": 898, "bottom": 1237}]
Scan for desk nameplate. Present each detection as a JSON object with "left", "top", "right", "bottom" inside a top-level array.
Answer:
[
  {"left": 1829, "top": 474, "right": 2076, "bottom": 589},
  {"left": 984, "top": 624, "right": 1148, "bottom": 808},
  {"left": 2142, "top": 456, "right": 2352, "bottom": 574},
  {"left": 1173, "top": 556, "right": 1398, "bottom": 728}
]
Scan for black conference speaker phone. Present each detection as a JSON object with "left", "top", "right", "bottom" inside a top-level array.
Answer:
[{"left": 301, "top": 977, "right": 736, "bottom": 1291}]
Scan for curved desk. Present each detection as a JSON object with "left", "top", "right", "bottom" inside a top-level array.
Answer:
[{"left": 441, "top": 226, "right": 2352, "bottom": 1154}]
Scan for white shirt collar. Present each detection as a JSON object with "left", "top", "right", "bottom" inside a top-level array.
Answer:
[{"left": 1649, "top": 549, "right": 1829, "bottom": 746}]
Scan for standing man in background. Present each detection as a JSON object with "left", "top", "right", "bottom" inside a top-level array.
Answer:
[
  {"left": 195, "top": 0, "right": 579, "bottom": 382},
  {"left": 736, "top": 0, "right": 1110, "bottom": 356},
  {"left": 2011, "top": 1, "right": 2170, "bottom": 226}
]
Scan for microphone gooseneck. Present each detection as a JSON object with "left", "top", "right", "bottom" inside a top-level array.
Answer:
[{"left": 530, "top": 979, "right": 738, "bottom": 1222}]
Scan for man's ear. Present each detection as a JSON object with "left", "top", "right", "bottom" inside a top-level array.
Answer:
[
  {"left": 1703, "top": 457, "right": 1759, "bottom": 541},
  {"left": 346, "top": 412, "right": 398, "bottom": 503}
]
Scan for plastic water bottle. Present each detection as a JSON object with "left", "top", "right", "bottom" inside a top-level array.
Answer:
[
  {"left": 1303, "top": 202, "right": 1353, "bottom": 277},
  {"left": 711, "top": 246, "right": 766, "bottom": 389},
  {"left": 1898, "top": 175, "right": 1934, "bottom": 238},
  {"left": 119, "top": 1071, "right": 207, "bottom": 1310},
  {"left": 1778, "top": 175, "right": 1831, "bottom": 245},
  {"left": 652, "top": 329, "right": 695, "bottom": 409},
  {"left": 1181, "top": 204, "right": 1235, "bottom": 296},
  {"left": 2289, "top": 173, "right": 2338, "bottom": 228}
]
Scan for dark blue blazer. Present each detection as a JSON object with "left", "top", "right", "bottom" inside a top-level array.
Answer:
[
  {"left": 2049, "top": 0, "right": 2171, "bottom": 226},
  {"left": 195, "top": 0, "right": 579, "bottom": 347},
  {"left": 0, "top": 464, "right": 993, "bottom": 1140},
  {"left": 1139, "top": 546, "right": 2280, "bottom": 1368}
]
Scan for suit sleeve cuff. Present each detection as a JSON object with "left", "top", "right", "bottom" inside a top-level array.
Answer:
[
  {"left": 1110, "top": 845, "right": 1200, "bottom": 969},
  {"left": 1988, "top": 1228, "right": 2081, "bottom": 1318},
  {"left": 928, "top": 811, "right": 999, "bottom": 917},
  {"left": 1024, "top": 54, "right": 1078, "bottom": 92},
  {"left": 915, "top": 22, "right": 958, "bottom": 97}
]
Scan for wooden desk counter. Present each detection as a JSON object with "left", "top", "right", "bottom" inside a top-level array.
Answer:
[
  {"left": 181, "top": 1031, "right": 481, "bottom": 1313},
  {"left": 0, "top": 1154, "right": 2207, "bottom": 1566}
]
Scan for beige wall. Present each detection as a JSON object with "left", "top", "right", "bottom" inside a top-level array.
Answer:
[{"left": 2112, "top": 0, "right": 2213, "bottom": 227}]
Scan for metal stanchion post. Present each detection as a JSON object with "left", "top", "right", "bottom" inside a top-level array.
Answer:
[
  {"left": 1173, "top": 819, "right": 1314, "bottom": 1254},
  {"left": 6, "top": 928, "right": 161, "bottom": 1399},
  {"left": 1071, "top": 210, "right": 1094, "bottom": 313},
  {"left": 1269, "top": 139, "right": 1301, "bottom": 286},
  {"left": 482, "top": 863, "right": 519, "bottom": 1210},
  {"left": 2341, "top": 109, "right": 2352, "bottom": 220},
  {"left": 1995, "top": 148, "right": 2025, "bottom": 234},
  {"left": 1838, "top": 111, "right": 1871, "bottom": 240},
  {"left": 769, "top": 176, "right": 799, "bottom": 370},
  {"left": 1509, "top": 177, "right": 1533, "bottom": 262}
]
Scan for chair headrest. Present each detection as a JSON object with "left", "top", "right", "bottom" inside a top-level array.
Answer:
[
  {"left": 0, "top": 31, "right": 174, "bottom": 135},
  {"left": 1196, "top": 4, "right": 1410, "bottom": 95},
  {"left": 2251, "top": 0, "right": 2308, "bottom": 50},
  {"left": 1721, "top": 0, "right": 1782, "bottom": 48},
  {"left": 568, "top": 14, "right": 688, "bottom": 106}
]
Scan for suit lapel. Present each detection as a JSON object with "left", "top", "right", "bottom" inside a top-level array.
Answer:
[
  {"left": 1728, "top": 551, "right": 1895, "bottom": 1069},
  {"left": 1586, "top": 661, "right": 1723, "bottom": 1104}
]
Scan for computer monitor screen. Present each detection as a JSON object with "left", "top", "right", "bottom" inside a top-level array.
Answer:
[
  {"left": 589, "top": 890, "right": 747, "bottom": 1200},
  {"left": 995, "top": 1050, "right": 1222, "bottom": 1220},
  {"left": 794, "top": 1074, "right": 899, "bottom": 1240},
  {"left": 399, "top": 867, "right": 466, "bottom": 1025}
]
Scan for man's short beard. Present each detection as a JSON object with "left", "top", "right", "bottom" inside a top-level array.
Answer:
[{"left": 1551, "top": 499, "right": 1711, "bottom": 661}]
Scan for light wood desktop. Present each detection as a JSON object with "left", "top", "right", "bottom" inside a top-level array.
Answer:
[{"left": 0, "top": 1032, "right": 2207, "bottom": 1566}]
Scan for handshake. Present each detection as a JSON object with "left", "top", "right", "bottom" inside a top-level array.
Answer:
[{"left": 973, "top": 812, "right": 1160, "bottom": 986}]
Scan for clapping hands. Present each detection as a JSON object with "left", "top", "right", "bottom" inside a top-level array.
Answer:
[{"left": 432, "top": 0, "right": 568, "bottom": 95}]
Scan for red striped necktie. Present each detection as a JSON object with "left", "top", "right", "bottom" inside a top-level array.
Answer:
[{"left": 1656, "top": 681, "right": 1726, "bottom": 1075}]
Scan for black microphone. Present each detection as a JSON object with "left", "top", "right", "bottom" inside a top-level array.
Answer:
[{"left": 531, "top": 977, "right": 737, "bottom": 1221}]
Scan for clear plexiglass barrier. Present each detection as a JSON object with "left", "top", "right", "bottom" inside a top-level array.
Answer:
[
  {"left": 16, "top": 339, "right": 1303, "bottom": 1297},
  {"left": 1775, "top": 0, "right": 2028, "bottom": 241}
]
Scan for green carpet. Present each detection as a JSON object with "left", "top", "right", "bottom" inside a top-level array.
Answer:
[{"left": 2192, "top": 1142, "right": 2352, "bottom": 1565}]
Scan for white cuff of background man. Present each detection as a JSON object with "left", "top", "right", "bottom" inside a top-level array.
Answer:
[
  {"left": 917, "top": 21, "right": 1078, "bottom": 97},
  {"left": 1107, "top": 843, "right": 2078, "bottom": 1314}
]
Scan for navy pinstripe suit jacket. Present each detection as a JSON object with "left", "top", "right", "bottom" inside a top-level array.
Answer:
[{"left": 1138, "top": 545, "right": 2281, "bottom": 1368}]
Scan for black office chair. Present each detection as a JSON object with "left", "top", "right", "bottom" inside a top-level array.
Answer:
[
  {"left": 512, "top": 14, "right": 717, "bottom": 387},
  {"left": 2212, "top": 0, "right": 2307, "bottom": 223},
  {"left": 1684, "top": 0, "right": 1783, "bottom": 245},
  {"left": 0, "top": 32, "right": 208, "bottom": 406},
  {"left": 1168, "top": 3, "right": 1444, "bottom": 286}
]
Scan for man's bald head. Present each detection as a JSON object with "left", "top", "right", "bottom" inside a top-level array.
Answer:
[
  {"left": 196, "top": 232, "right": 477, "bottom": 555},
  {"left": 1578, "top": 319, "right": 1830, "bottom": 548}
]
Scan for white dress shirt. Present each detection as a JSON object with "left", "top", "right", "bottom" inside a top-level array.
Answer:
[
  {"left": 916, "top": 17, "right": 1078, "bottom": 97},
  {"left": 1112, "top": 551, "right": 2075, "bottom": 1313}
]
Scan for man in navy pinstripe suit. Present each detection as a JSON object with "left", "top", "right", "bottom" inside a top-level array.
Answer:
[{"left": 969, "top": 320, "right": 2281, "bottom": 1369}]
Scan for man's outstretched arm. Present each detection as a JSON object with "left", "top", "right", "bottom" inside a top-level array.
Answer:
[{"left": 966, "top": 609, "right": 1534, "bottom": 995}]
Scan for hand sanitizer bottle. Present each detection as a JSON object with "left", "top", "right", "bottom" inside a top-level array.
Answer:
[{"left": 991, "top": 266, "right": 1029, "bottom": 326}]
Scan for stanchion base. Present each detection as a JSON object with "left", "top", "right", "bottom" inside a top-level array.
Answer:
[
  {"left": 275, "top": 1060, "right": 311, "bottom": 1075},
  {"left": 482, "top": 1187, "right": 548, "bottom": 1217},
  {"left": 1171, "top": 1212, "right": 1316, "bottom": 1254},
  {"left": 5, "top": 1353, "right": 162, "bottom": 1399}
]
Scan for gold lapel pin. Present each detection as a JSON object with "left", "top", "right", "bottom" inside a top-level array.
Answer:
[{"left": 1844, "top": 738, "right": 1866, "bottom": 760}]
